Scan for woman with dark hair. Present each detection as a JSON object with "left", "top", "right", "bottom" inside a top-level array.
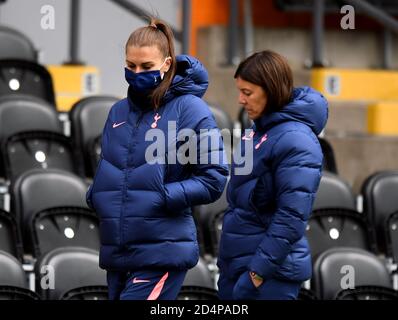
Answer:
[
  {"left": 217, "top": 50, "right": 328, "bottom": 300},
  {"left": 86, "top": 18, "right": 228, "bottom": 300}
]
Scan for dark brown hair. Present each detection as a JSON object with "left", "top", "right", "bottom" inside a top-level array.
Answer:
[
  {"left": 234, "top": 50, "right": 293, "bottom": 112},
  {"left": 125, "top": 17, "right": 176, "bottom": 109}
]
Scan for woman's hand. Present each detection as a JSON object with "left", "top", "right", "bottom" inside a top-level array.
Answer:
[{"left": 249, "top": 271, "right": 263, "bottom": 288}]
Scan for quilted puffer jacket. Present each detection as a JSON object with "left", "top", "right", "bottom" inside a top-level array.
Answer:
[
  {"left": 218, "top": 86, "right": 328, "bottom": 282},
  {"left": 87, "top": 55, "right": 229, "bottom": 271}
]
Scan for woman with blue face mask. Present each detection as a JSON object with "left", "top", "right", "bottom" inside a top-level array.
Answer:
[{"left": 86, "top": 18, "right": 229, "bottom": 300}]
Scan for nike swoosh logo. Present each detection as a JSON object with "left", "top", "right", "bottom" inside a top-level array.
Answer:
[
  {"left": 132, "top": 278, "right": 151, "bottom": 284},
  {"left": 112, "top": 121, "right": 126, "bottom": 128}
]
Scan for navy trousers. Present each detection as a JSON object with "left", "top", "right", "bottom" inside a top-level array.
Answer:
[
  {"left": 218, "top": 271, "right": 302, "bottom": 300},
  {"left": 107, "top": 269, "right": 187, "bottom": 300}
]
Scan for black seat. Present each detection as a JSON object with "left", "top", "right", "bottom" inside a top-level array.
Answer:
[
  {"left": 307, "top": 208, "right": 376, "bottom": 260},
  {"left": 35, "top": 247, "right": 106, "bottom": 300},
  {"left": 0, "top": 25, "right": 37, "bottom": 61},
  {"left": 386, "top": 211, "right": 398, "bottom": 263},
  {"left": 31, "top": 206, "right": 99, "bottom": 258},
  {"left": 0, "top": 60, "right": 55, "bottom": 106},
  {"left": 0, "top": 250, "right": 27, "bottom": 288},
  {"left": 60, "top": 285, "right": 108, "bottom": 300},
  {"left": 312, "top": 247, "right": 392, "bottom": 300},
  {"left": 0, "top": 286, "right": 40, "bottom": 300},
  {"left": 0, "top": 209, "right": 23, "bottom": 261},
  {"left": 0, "top": 95, "right": 61, "bottom": 137},
  {"left": 336, "top": 285, "right": 398, "bottom": 300},
  {"left": 194, "top": 178, "right": 229, "bottom": 256},
  {"left": 298, "top": 288, "right": 318, "bottom": 300},
  {"left": 0, "top": 95, "right": 62, "bottom": 178},
  {"left": 178, "top": 257, "right": 217, "bottom": 300},
  {"left": 362, "top": 171, "right": 398, "bottom": 254},
  {"left": 12, "top": 169, "right": 90, "bottom": 252},
  {"left": 313, "top": 172, "right": 356, "bottom": 210},
  {"left": 69, "top": 96, "right": 118, "bottom": 177},
  {"left": 2, "top": 130, "right": 79, "bottom": 181},
  {"left": 88, "top": 135, "right": 102, "bottom": 177},
  {"left": 318, "top": 137, "right": 338, "bottom": 174}
]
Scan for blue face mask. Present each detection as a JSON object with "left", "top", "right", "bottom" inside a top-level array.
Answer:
[{"left": 125, "top": 58, "right": 168, "bottom": 92}]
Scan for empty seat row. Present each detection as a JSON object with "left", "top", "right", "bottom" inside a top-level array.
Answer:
[
  {"left": 0, "top": 169, "right": 98, "bottom": 260},
  {"left": 194, "top": 170, "right": 398, "bottom": 266},
  {"left": 0, "top": 248, "right": 217, "bottom": 300}
]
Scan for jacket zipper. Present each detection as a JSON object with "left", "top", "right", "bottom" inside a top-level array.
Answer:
[{"left": 120, "top": 112, "right": 144, "bottom": 249}]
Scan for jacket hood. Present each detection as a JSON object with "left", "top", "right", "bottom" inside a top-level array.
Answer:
[
  {"left": 163, "top": 54, "right": 209, "bottom": 102},
  {"left": 254, "top": 86, "right": 328, "bottom": 135}
]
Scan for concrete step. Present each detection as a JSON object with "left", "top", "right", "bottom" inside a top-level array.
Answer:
[{"left": 325, "top": 101, "right": 369, "bottom": 136}]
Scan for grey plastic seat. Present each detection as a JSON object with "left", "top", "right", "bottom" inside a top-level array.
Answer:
[
  {"left": 307, "top": 208, "right": 376, "bottom": 260},
  {"left": 336, "top": 285, "right": 398, "bottom": 300},
  {"left": 31, "top": 206, "right": 100, "bottom": 258},
  {"left": 35, "top": 247, "right": 106, "bottom": 300},
  {"left": 0, "top": 95, "right": 61, "bottom": 138},
  {"left": 312, "top": 247, "right": 392, "bottom": 299},
  {"left": 0, "top": 60, "right": 55, "bottom": 106},
  {"left": 0, "top": 95, "right": 62, "bottom": 178},
  {"left": 0, "top": 250, "right": 27, "bottom": 288},
  {"left": 0, "top": 209, "right": 23, "bottom": 261},
  {"left": 386, "top": 211, "right": 398, "bottom": 263},
  {"left": 318, "top": 137, "right": 338, "bottom": 173},
  {"left": 12, "top": 169, "right": 90, "bottom": 252},
  {"left": 194, "top": 177, "right": 229, "bottom": 256},
  {"left": 0, "top": 25, "right": 36, "bottom": 61},
  {"left": 69, "top": 96, "right": 118, "bottom": 177},
  {"left": 60, "top": 285, "right": 108, "bottom": 300},
  {"left": 362, "top": 171, "right": 398, "bottom": 254},
  {"left": 313, "top": 172, "right": 356, "bottom": 210}
]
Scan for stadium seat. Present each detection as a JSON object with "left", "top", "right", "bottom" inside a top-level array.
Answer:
[
  {"left": 11, "top": 169, "right": 90, "bottom": 252},
  {"left": 60, "top": 285, "right": 108, "bottom": 300},
  {"left": 0, "top": 209, "right": 23, "bottom": 261},
  {"left": 0, "top": 286, "right": 40, "bottom": 300},
  {"left": 318, "top": 137, "right": 338, "bottom": 174},
  {"left": 335, "top": 285, "right": 398, "bottom": 300},
  {"left": 313, "top": 172, "right": 356, "bottom": 210},
  {"left": 35, "top": 247, "right": 106, "bottom": 300},
  {"left": 312, "top": 247, "right": 392, "bottom": 299},
  {"left": 0, "top": 95, "right": 61, "bottom": 136},
  {"left": 386, "top": 211, "right": 398, "bottom": 263},
  {"left": 193, "top": 177, "right": 229, "bottom": 256},
  {"left": 69, "top": 96, "right": 118, "bottom": 177},
  {"left": 362, "top": 171, "right": 398, "bottom": 254},
  {"left": 0, "top": 59, "right": 56, "bottom": 106},
  {"left": 0, "top": 95, "right": 63, "bottom": 178},
  {"left": 30, "top": 206, "right": 99, "bottom": 258},
  {"left": 307, "top": 208, "right": 376, "bottom": 260},
  {"left": 0, "top": 250, "right": 27, "bottom": 288},
  {"left": 0, "top": 25, "right": 37, "bottom": 61},
  {"left": 2, "top": 130, "right": 79, "bottom": 180},
  {"left": 178, "top": 257, "right": 218, "bottom": 300},
  {"left": 88, "top": 135, "right": 102, "bottom": 177},
  {"left": 298, "top": 288, "right": 318, "bottom": 300}
]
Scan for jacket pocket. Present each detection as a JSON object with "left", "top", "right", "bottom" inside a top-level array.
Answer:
[{"left": 232, "top": 271, "right": 259, "bottom": 300}]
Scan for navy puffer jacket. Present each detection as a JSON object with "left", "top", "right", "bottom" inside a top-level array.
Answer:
[
  {"left": 87, "top": 55, "right": 229, "bottom": 271},
  {"left": 218, "top": 87, "right": 328, "bottom": 282}
]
